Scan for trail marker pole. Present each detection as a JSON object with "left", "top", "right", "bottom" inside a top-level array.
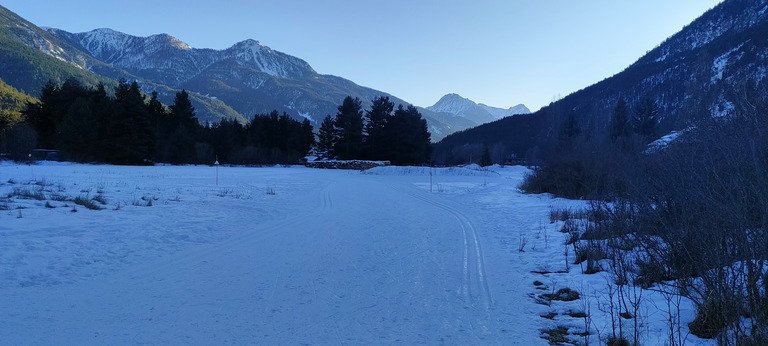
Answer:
[
  {"left": 214, "top": 156, "right": 219, "bottom": 185},
  {"left": 430, "top": 166, "right": 433, "bottom": 193}
]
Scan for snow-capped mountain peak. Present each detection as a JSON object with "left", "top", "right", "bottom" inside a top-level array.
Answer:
[
  {"left": 147, "top": 33, "right": 192, "bottom": 50},
  {"left": 427, "top": 93, "right": 476, "bottom": 114},
  {"left": 227, "top": 38, "right": 314, "bottom": 79},
  {"left": 477, "top": 103, "right": 531, "bottom": 119},
  {"left": 426, "top": 93, "right": 530, "bottom": 126}
]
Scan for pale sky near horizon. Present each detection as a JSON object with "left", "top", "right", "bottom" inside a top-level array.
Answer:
[{"left": 4, "top": 1, "right": 723, "bottom": 111}]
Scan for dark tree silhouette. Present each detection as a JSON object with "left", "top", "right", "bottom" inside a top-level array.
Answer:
[
  {"left": 317, "top": 115, "right": 336, "bottom": 158},
  {"left": 333, "top": 96, "right": 364, "bottom": 160},
  {"left": 364, "top": 96, "right": 394, "bottom": 160}
]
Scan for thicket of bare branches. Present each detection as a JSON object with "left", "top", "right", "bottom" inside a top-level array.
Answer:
[
  {"left": 588, "top": 104, "right": 768, "bottom": 343},
  {"left": 525, "top": 85, "right": 768, "bottom": 342}
]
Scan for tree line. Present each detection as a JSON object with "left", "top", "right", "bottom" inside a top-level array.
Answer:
[
  {"left": 317, "top": 95, "right": 432, "bottom": 165},
  {"left": 21, "top": 78, "right": 315, "bottom": 165},
  {"left": 9, "top": 79, "right": 431, "bottom": 166}
]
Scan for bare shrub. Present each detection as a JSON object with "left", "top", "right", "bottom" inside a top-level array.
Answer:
[{"left": 74, "top": 196, "right": 102, "bottom": 210}]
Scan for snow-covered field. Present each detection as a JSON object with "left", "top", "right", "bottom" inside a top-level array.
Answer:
[{"left": 0, "top": 162, "right": 710, "bottom": 345}]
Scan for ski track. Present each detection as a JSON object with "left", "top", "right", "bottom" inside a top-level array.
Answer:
[
  {"left": 0, "top": 164, "right": 548, "bottom": 345},
  {"left": 398, "top": 185, "right": 494, "bottom": 311}
]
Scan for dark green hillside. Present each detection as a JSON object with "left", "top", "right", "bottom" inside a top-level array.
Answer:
[
  {"left": 0, "top": 77, "right": 36, "bottom": 129},
  {"left": 0, "top": 5, "right": 115, "bottom": 95}
]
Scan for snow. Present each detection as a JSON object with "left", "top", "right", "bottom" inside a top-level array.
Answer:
[
  {"left": 0, "top": 161, "right": 713, "bottom": 344},
  {"left": 645, "top": 128, "right": 691, "bottom": 153},
  {"left": 711, "top": 95, "right": 736, "bottom": 118},
  {"left": 711, "top": 43, "right": 745, "bottom": 83},
  {"left": 427, "top": 93, "right": 475, "bottom": 114},
  {"left": 478, "top": 103, "right": 532, "bottom": 119}
]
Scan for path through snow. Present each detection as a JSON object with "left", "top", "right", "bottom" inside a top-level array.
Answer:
[{"left": 1, "top": 163, "right": 705, "bottom": 344}]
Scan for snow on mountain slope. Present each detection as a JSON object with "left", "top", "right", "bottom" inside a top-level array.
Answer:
[
  {"left": 478, "top": 103, "right": 531, "bottom": 119},
  {"left": 427, "top": 93, "right": 477, "bottom": 114},
  {"left": 66, "top": 28, "right": 316, "bottom": 85},
  {"left": 427, "top": 93, "right": 530, "bottom": 126}
]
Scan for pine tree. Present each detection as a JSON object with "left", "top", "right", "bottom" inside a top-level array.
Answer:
[
  {"left": 633, "top": 98, "right": 659, "bottom": 141},
  {"left": 169, "top": 90, "right": 197, "bottom": 129},
  {"left": 364, "top": 96, "right": 393, "bottom": 160},
  {"left": 317, "top": 115, "right": 336, "bottom": 158},
  {"left": 164, "top": 90, "right": 198, "bottom": 164},
  {"left": 385, "top": 104, "right": 432, "bottom": 165},
  {"left": 299, "top": 118, "right": 315, "bottom": 156},
  {"left": 24, "top": 80, "right": 61, "bottom": 148},
  {"left": 480, "top": 144, "right": 492, "bottom": 167},
  {"left": 333, "top": 96, "right": 364, "bottom": 160},
  {"left": 608, "top": 98, "right": 630, "bottom": 141},
  {"left": 58, "top": 97, "right": 98, "bottom": 160},
  {"left": 107, "top": 80, "right": 154, "bottom": 164}
]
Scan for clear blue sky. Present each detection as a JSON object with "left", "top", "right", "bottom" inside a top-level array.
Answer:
[{"left": 4, "top": 1, "right": 722, "bottom": 111}]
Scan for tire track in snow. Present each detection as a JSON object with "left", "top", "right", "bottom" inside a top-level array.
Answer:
[{"left": 396, "top": 185, "right": 494, "bottom": 311}]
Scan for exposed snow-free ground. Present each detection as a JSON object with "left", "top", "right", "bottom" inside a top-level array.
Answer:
[{"left": 0, "top": 162, "right": 710, "bottom": 345}]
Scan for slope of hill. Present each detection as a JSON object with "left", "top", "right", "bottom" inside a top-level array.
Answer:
[
  {"left": 0, "top": 76, "right": 36, "bottom": 129},
  {"left": 0, "top": 5, "right": 247, "bottom": 125},
  {"left": 434, "top": 0, "right": 768, "bottom": 162}
]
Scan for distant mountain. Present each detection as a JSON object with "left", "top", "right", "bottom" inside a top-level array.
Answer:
[
  {"left": 434, "top": 0, "right": 768, "bottom": 161},
  {"left": 0, "top": 5, "right": 487, "bottom": 141},
  {"left": 427, "top": 93, "right": 529, "bottom": 125},
  {"left": 0, "top": 5, "right": 247, "bottom": 125},
  {"left": 478, "top": 103, "right": 531, "bottom": 120}
]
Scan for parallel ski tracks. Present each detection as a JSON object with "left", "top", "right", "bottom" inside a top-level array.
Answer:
[{"left": 398, "top": 185, "right": 494, "bottom": 311}]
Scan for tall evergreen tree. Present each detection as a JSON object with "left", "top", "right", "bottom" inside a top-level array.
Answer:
[
  {"left": 333, "top": 96, "right": 364, "bottom": 160},
  {"left": 608, "top": 98, "right": 631, "bottom": 141},
  {"left": 559, "top": 112, "right": 581, "bottom": 141},
  {"left": 633, "top": 98, "right": 659, "bottom": 141},
  {"left": 317, "top": 115, "right": 336, "bottom": 158},
  {"left": 480, "top": 144, "right": 492, "bottom": 167},
  {"left": 24, "top": 80, "right": 61, "bottom": 148},
  {"left": 58, "top": 97, "right": 98, "bottom": 160},
  {"left": 107, "top": 80, "right": 154, "bottom": 164},
  {"left": 169, "top": 90, "right": 197, "bottom": 129},
  {"left": 364, "top": 96, "right": 394, "bottom": 160},
  {"left": 299, "top": 118, "right": 315, "bottom": 156},
  {"left": 385, "top": 105, "right": 432, "bottom": 165},
  {"left": 163, "top": 90, "right": 198, "bottom": 164}
]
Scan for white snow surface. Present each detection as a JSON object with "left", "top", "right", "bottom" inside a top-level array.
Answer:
[
  {"left": 711, "top": 43, "right": 745, "bottom": 84},
  {"left": 0, "top": 162, "right": 712, "bottom": 345}
]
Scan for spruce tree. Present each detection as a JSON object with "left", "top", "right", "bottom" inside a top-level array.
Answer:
[
  {"left": 480, "top": 144, "right": 492, "bottom": 167},
  {"left": 169, "top": 90, "right": 197, "bottom": 129},
  {"left": 633, "top": 98, "right": 659, "bottom": 141},
  {"left": 333, "top": 96, "right": 364, "bottom": 160},
  {"left": 317, "top": 115, "right": 336, "bottom": 158},
  {"left": 608, "top": 98, "right": 630, "bottom": 141},
  {"left": 364, "top": 96, "right": 394, "bottom": 160},
  {"left": 58, "top": 97, "right": 98, "bottom": 161},
  {"left": 165, "top": 90, "right": 198, "bottom": 164},
  {"left": 108, "top": 80, "right": 154, "bottom": 164},
  {"left": 385, "top": 105, "right": 432, "bottom": 165},
  {"left": 24, "top": 80, "right": 61, "bottom": 148}
]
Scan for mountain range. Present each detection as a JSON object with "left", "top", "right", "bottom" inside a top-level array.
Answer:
[
  {"left": 0, "top": 5, "right": 527, "bottom": 141},
  {"left": 434, "top": 0, "right": 768, "bottom": 162},
  {"left": 427, "top": 93, "right": 529, "bottom": 124}
]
